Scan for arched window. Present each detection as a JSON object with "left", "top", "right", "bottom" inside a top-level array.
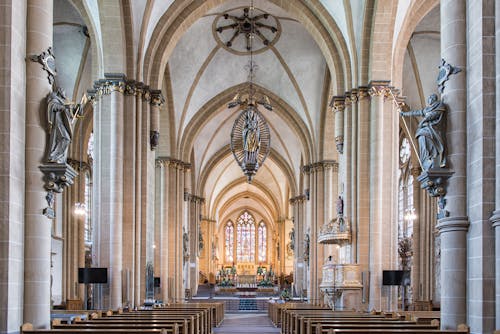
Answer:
[
  {"left": 84, "top": 171, "right": 92, "bottom": 244},
  {"left": 258, "top": 221, "right": 266, "bottom": 262},
  {"left": 225, "top": 221, "right": 234, "bottom": 262},
  {"left": 236, "top": 211, "right": 255, "bottom": 262},
  {"left": 398, "top": 137, "right": 415, "bottom": 240}
]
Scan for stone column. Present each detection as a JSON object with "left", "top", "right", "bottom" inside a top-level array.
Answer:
[
  {"left": 122, "top": 81, "right": 137, "bottom": 307},
  {"left": 350, "top": 90, "right": 358, "bottom": 263},
  {"left": 303, "top": 162, "right": 336, "bottom": 304},
  {"left": 24, "top": 0, "right": 53, "bottom": 328},
  {"left": 94, "top": 75, "right": 125, "bottom": 309},
  {"left": 187, "top": 192, "right": 203, "bottom": 296},
  {"left": 410, "top": 167, "right": 421, "bottom": 302},
  {"left": 140, "top": 89, "right": 152, "bottom": 303},
  {"left": 493, "top": 0, "right": 500, "bottom": 327},
  {"left": 0, "top": 2, "right": 26, "bottom": 331},
  {"left": 368, "top": 82, "right": 397, "bottom": 311},
  {"left": 133, "top": 83, "right": 144, "bottom": 307},
  {"left": 355, "top": 87, "right": 370, "bottom": 307},
  {"left": 465, "top": 1, "right": 496, "bottom": 333},
  {"left": 343, "top": 93, "right": 353, "bottom": 262},
  {"left": 438, "top": 0, "right": 469, "bottom": 329},
  {"left": 290, "top": 195, "right": 306, "bottom": 298},
  {"left": 158, "top": 158, "right": 187, "bottom": 302}
]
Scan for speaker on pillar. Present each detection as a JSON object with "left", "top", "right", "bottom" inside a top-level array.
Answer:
[
  {"left": 78, "top": 268, "right": 108, "bottom": 284},
  {"left": 382, "top": 270, "right": 410, "bottom": 286}
]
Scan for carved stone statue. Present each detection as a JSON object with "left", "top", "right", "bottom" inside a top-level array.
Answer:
[
  {"left": 183, "top": 231, "right": 189, "bottom": 262},
  {"left": 336, "top": 196, "right": 344, "bottom": 217},
  {"left": 242, "top": 108, "right": 260, "bottom": 159},
  {"left": 303, "top": 233, "right": 310, "bottom": 264},
  {"left": 289, "top": 227, "right": 295, "bottom": 251},
  {"left": 46, "top": 87, "right": 83, "bottom": 163},
  {"left": 400, "top": 94, "right": 446, "bottom": 171}
]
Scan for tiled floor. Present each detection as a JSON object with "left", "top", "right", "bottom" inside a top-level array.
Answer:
[{"left": 213, "top": 313, "right": 280, "bottom": 334}]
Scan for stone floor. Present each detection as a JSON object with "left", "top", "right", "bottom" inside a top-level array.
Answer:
[{"left": 213, "top": 313, "right": 280, "bottom": 334}]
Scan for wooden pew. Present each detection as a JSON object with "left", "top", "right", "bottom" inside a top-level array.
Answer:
[{"left": 22, "top": 322, "right": 179, "bottom": 334}]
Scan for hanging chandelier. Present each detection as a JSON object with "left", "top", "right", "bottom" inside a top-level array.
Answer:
[{"left": 227, "top": 3, "right": 272, "bottom": 183}]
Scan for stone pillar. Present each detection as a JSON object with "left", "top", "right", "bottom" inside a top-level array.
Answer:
[
  {"left": 122, "top": 81, "right": 137, "bottom": 307},
  {"left": 350, "top": 90, "right": 358, "bottom": 263},
  {"left": 303, "top": 161, "right": 337, "bottom": 304},
  {"left": 24, "top": 0, "right": 53, "bottom": 328},
  {"left": 355, "top": 87, "right": 370, "bottom": 307},
  {"left": 0, "top": 2, "right": 26, "bottom": 331},
  {"left": 158, "top": 158, "right": 187, "bottom": 302},
  {"left": 290, "top": 195, "right": 306, "bottom": 298},
  {"left": 343, "top": 93, "right": 353, "bottom": 262},
  {"left": 438, "top": 0, "right": 469, "bottom": 329},
  {"left": 94, "top": 75, "right": 125, "bottom": 309},
  {"left": 493, "top": 0, "right": 500, "bottom": 327},
  {"left": 186, "top": 192, "right": 203, "bottom": 296},
  {"left": 368, "top": 82, "right": 397, "bottom": 311},
  {"left": 140, "top": 89, "right": 152, "bottom": 303},
  {"left": 133, "top": 83, "right": 144, "bottom": 307},
  {"left": 410, "top": 167, "right": 421, "bottom": 302},
  {"left": 465, "top": 1, "right": 496, "bottom": 332}
]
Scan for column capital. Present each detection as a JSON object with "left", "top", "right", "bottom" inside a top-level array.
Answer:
[
  {"left": 184, "top": 191, "right": 205, "bottom": 204},
  {"left": 302, "top": 160, "right": 338, "bottom": 174},
  {"left": 368, "top": 80, "right": 391, "bottom": 98},
  {"left": 436, "top": 216, "right": 469, "bottom": 234},
  {"left": 156, "top": 157, "right": 191, "bottom": 170},
  {"left": 357, "top": 86, "right": 370, "bottom": 100},
  {"left": 289, "top": 194, "right": 307, "bottom": 205},
  {"left": 490, "top": 210, "right": 500, "bottom": 228},
  {"left": 329, "top": 96, "right": 345, "bottom": 112},
  {"left": 150, "top": 90, "right": 165, "bottom": 107},
  {"left": 88, "top": 75, "right": 164, "bottom": 106}
]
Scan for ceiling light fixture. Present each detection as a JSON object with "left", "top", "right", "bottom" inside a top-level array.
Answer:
[{"left": 228, "top": 1, "right": 272, "bottom": 183}]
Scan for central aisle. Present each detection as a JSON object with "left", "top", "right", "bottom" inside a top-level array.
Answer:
[{"left": 213, "top": 313, "right": 280, "bottom": 334}]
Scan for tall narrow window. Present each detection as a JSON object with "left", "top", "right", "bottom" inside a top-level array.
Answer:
[
  {"left": 258, "top": 221, "right": 266, "bottom": 262},
  {"left": 84, "top": 171, "right": 92, "bottom": 243},
  {"left": 236, "top": 211, "right": 255, "bottom": 262},
  {"left": 225, "top": 221, "right": 234, "bottom": 262}
]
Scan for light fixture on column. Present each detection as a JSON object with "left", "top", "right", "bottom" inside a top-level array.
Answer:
[
  {"left": 227, "top": 1, "right": 272, "bottom": 183},
  {"left": 403, "top": 207, "right": 416, "bottom": 223}
]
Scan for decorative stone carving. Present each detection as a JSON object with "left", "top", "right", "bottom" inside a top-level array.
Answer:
[
  {"left": 330, "top": 97, "right": 345, "bottom": 154},
  {"left": 400, "top": 94, "right": 447, "bottom": 171},
  {"left": 400, "top": 93, "right": 451, "bottom": 218},
  {"left": 288, "top": 227, "right": 295, "bottom": 251},
  {"left": 39, "top": 163, "right": 78, "bottom": 218},
  {"left": 320, "top": 257, "right": 362, "bottom": 311},
  {"left": 45, "top": 87, "right": 85, "bottom": 164},
  {"left": 183, "top": 231, "right": 190, "bottom": 263},
  {"left": 303, "top": 232, "right": 310, "bottom": 265},
  {"left": 318, "top": 217, "right": 351, "bottom": 245},
  {"left": 437, "top": 58, "right": 462, "bottom": 93},
  {"left": 302, "top": 161, "right": 339, "bottom": 174},
  {"left": 29, "top": 47, "right": 56, "bottom": 85}
]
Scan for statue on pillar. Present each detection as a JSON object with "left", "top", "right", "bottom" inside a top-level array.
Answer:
[
  {"left": 289, "top": 227, "right": 295, "bottom": 251},
  {"left": 336, "top": 196, "right": 344, "bottom": 217},
  {"left": 303, "top": 233, "right": 310, "bottom": 265},
  {"left": 46, "top": 87, "right": 86, "bottom": 164},
  {"left": 400, "top": 94, "right": 446, "bottom": 172}
]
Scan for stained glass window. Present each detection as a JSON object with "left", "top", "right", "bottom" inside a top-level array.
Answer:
[
  {"left": 258, "top": 221, "right": 266, "bottom": 262},
  {"left": 225, "top": 221, "right": 234, "bottom": 262},
  {"left": 236, "top": 211, "right": 255, "bottom": 262}
]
